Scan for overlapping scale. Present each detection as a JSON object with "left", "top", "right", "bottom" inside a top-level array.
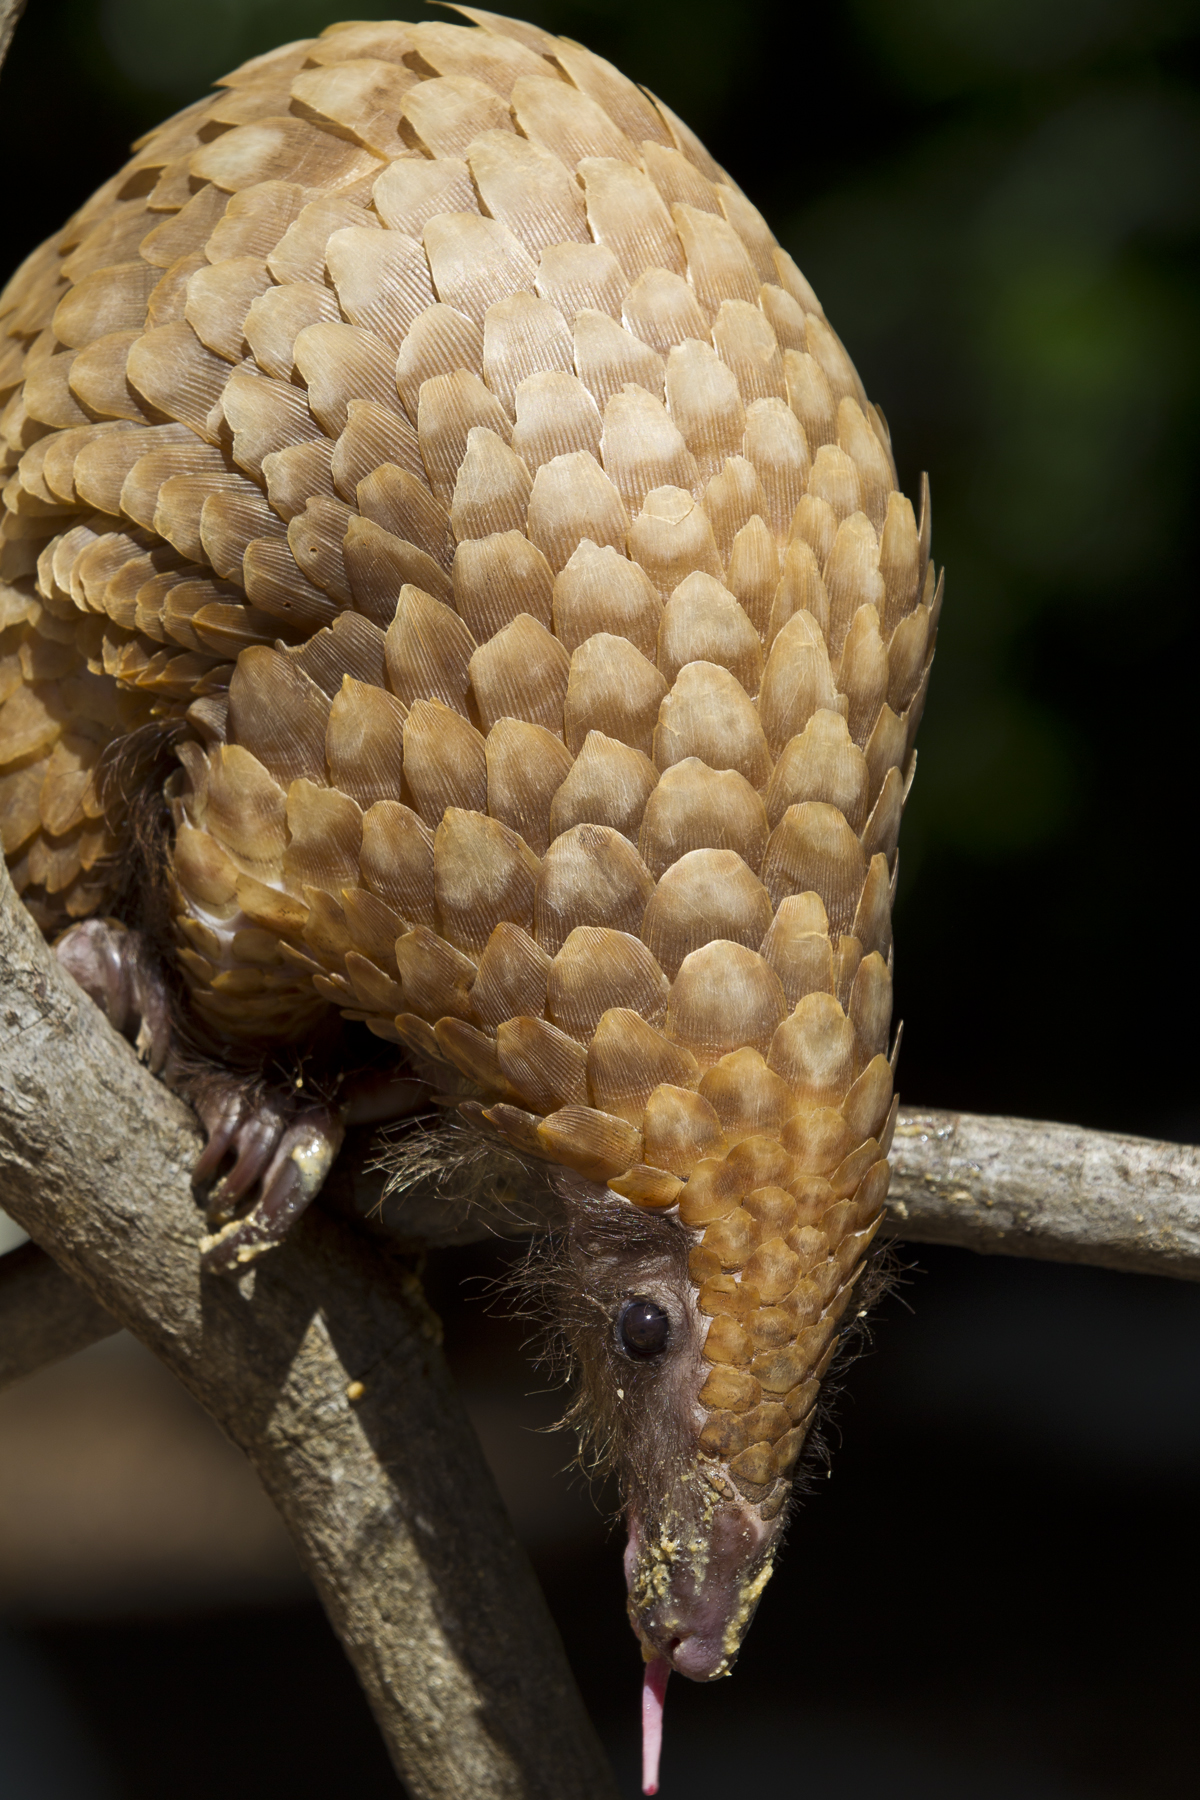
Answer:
[{"left": 0, "top": 8, "right": 937, "bottom": 1529}]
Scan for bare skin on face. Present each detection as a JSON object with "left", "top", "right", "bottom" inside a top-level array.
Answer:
[
  {"left": 512, "top": 1166, "right": 843, "bottom": 1793},
  {"left": 626, "top": 1491, "right": 778, "bottom": 1680}
]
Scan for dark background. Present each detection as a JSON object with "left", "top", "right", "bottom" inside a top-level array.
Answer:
[{"left": 3, "top": 0, "right": 1200, "bottom": 1794}]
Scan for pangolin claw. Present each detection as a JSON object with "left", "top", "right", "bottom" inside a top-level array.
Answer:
[{"left": 199, "top": 1104, "right": 345, "bottom": 1273}]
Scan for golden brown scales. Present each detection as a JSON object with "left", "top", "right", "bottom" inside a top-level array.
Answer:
[{"left": 0, "top": 4, "right": 938, "bottom": 1741}]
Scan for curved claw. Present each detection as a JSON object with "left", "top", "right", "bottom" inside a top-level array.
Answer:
[
  {"left": 200, "top": 1106, "right": 345, "bottom": 1273},
  {"left": 207, "top": 1102, "right": 288, "bottom": 1209},
  {"left": 191, "top": 1087, "right": 255, "bottom": 1186},
  {"left": 54, "top": 924, "right": 420, "bottom": 1274},
  {"left": 189, "top": 1063, "right": 422, "bottom": 1273}
]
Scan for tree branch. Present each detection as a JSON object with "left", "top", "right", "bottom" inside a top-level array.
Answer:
[
  {"left": 884, "top": 1108, "right": 1200, "bottom": 1280},
  {"left": 0, "top": 858, "right": 618, "bottom": 1800},
  {"left": 13, "top": 1095, "right": 1198, "bottom": 1401},
  {"left": 8, "top": 1064, "right": 1200, "bottom": 1403},
  {"left": 5, "top": 817, "right": 1197, "bottom": 1790}
]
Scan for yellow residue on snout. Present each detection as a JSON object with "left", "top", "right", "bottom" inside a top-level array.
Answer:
[{"left": 721, "top": 1557, "right": 776, "bottom": 1660}]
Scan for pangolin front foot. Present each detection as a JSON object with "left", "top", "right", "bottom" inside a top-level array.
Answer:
[
  {"left": 54, "top": 918, "right": 173, "bottom": 1075},
  {"left": 197, "top": 1096, "right": 346, "bottom": 1273},
  {"left": 194, "top": 1068, "right": 424, "bottom": 1273}
]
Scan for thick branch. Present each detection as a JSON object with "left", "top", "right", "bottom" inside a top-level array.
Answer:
[
  {"left": 5, "top": 837, "right": 1196, "bottom": 1793},
  {"left": 0, "top": 861, "right": 617, "bottom": 1800}
]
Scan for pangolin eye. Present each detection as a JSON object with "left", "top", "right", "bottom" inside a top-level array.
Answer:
[{"left": 617, "top": 1297, "right": 671, "bottom": 1360}]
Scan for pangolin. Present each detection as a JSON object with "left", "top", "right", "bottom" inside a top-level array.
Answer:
[{"left": 0, "top": 9, "right": 937, "bottom": 1789}]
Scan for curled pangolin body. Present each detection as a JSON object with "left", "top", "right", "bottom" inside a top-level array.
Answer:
[{"left": 0, "top": 7, "right": 937, "bottom": 1680}]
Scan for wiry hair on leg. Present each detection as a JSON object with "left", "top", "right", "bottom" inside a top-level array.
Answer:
[{"left": 94, "top": 720, "right": 187, "bottom": 954}]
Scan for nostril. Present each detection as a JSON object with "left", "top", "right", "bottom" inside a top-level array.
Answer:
[{"left": 665, "top": 1629, "right": 731, "bottom": 1683}]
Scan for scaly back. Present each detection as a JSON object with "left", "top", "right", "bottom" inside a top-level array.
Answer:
[{"left": 0, "top": 7, "right": 938, "bottom": 1623}]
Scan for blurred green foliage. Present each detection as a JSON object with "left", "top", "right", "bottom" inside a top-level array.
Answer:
[
  {"left": 4, "top": 0, "right": 1200, "bottom": 1124},
  {"left": 796, "top": 12, "right": 1200, "bottom": 864}
]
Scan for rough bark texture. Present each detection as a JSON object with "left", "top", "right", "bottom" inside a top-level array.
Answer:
[
  {"left": 0, "top": 856, "right": 618, "bottom": 1800},
  {"left": 4, "top": 805, "right": 1198, "bottom": 1796},
  {"left": 885, "top": 1108, "right": 1200, "bottom": 1280}
]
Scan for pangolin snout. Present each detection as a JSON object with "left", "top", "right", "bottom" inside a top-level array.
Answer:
[{"left": 624, "top": 1496, "right": 779, "bottom": 1682}]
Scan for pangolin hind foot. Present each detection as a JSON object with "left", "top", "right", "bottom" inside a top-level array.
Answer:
[
  {"left": 0, "top": 4, "right": 939, "bottom": 1756},
  {"left": 54, "top": 915, "right": 174, "bottom": 1073}
]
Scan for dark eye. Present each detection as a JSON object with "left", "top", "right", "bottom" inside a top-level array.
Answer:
[{"left": 617, "top": 1297, "right": 671, "bottom": 1360}]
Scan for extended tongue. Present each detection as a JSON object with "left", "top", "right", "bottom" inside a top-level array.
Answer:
[{"left": 641, "top": 1655, "right": 671, "bottom": 1794}]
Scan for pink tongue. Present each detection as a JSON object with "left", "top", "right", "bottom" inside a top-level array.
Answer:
[{"left": 641, "top": 1656, "right": 670, "bottom": 1794}]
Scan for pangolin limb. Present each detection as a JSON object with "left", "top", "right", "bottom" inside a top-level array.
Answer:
[{"left": 0, "top": 4, "right": 938, "bottom": 1756}]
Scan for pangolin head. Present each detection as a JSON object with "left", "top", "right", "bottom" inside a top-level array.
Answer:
[
  {"left": 509, "top": 1142, "right": 884, "bottom": 1690},
  {"left": 529, "top": 1171, "right": 785, "bottom": 1683}
]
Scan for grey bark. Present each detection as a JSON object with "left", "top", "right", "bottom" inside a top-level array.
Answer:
[
  {"left": 0, "top": 856, "right": 618, "bottom": 1800},
  {"left": 884, "top": 1107, "right": 1200, "bottom": 1281},
  {"left": 5, "top": 870, "right": 1199, "bottom": 1799}
]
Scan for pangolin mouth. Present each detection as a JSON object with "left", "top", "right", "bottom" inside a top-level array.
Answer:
[{"left": 624, "top": 1495, "right": 778, "bottom": 1684}]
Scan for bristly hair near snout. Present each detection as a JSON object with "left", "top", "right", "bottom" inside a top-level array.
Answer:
[
  {"left": 370, "top": 1115, "right": 700, "bottom": 1518},
  {"left": 373, "top": 1112, "right": 906, "bottom": 1536},
  {"left": 507, "top": 1185, "right": 701, "bottom": 1527}
]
